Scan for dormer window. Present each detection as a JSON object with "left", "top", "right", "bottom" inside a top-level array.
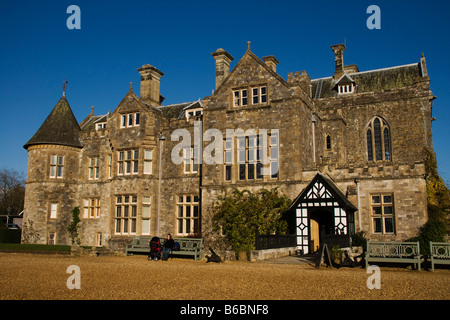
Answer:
[
  {"left": 96, "top": 122, "right": 107, "bottom": 130},
  {"left": 338, "top": 83, "right": 354, "bottom": 95},
  {"left": 335, "top": 73, "right": 355, "bottom": 96},
  {"left": 186, "top": 109, "right": 203, "bottom": 120}
]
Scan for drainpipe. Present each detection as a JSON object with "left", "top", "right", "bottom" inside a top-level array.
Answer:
[
  {"left": 355, "top": 178, "right": 361, "bottom": 231},
  {"left": 158, "top": 133, "right": 166, "bottom": 237},
  {"left": 311, "top": 115, "right": 317, "bottom": 167}
]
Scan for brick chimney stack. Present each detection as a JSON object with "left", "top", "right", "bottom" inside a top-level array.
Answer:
[
  {"left": 137, "top": 64, "right": 164, "bottom": 106},
  {"left": 211, "top": 48, "right": 234, "bottom": 90},
  {"left": 331, "top": 44, "right": 346, "bottom": 79}
]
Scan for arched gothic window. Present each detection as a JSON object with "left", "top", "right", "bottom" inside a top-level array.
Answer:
[
  {"left": 366, "top": 117, "right": 391, "bottom": 161},
  {"left": 326, "top": 135, "right": 331, "bottom": 150}
]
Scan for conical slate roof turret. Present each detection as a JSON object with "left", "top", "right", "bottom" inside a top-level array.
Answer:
[{"left": 24, "top": 95, "right": 83, "bottom": 150}]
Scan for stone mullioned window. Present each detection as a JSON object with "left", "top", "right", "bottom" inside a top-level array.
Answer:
[
  {"left": 233, "top": 85, "right": 267, "bottom": 107},
  {"left": 115, "top": 195, "right": 137, "bottom": 235},
  {"left": 371, "top": 194, "right": 395, "bottom": 234},
  {"left": 49, "top": 155, "right": 64, "bottom": 178},
  {"left": 176, "top": 195, "right": 199, "bottom": 236}
]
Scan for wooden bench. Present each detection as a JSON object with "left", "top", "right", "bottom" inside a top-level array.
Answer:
[
  {"left": 429, "top": 242, "right": 450, "bottom": 271},
  {"left": 125, "top": 236, "right": 153, "bottom": 256},
  {"left": 125, "top": 236, "right": 203, "bottom": 261},
  {"left": 170, "top": 238, "right": 203, "bottom": 261},
  {"left": 365, "top": 241, "right": 422, "bottom": 271}
]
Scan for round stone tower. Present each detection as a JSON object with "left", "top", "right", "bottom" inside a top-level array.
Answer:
[{"left": 22, "top": 95, "right": 83, "bottom": 245}]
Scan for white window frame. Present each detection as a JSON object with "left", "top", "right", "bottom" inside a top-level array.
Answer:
[
  {"left": 186, "top": 109, "right": 203, "bottom": 120},
  {"left": 252, "top": 86, "right": 267, "bottom": 104},
  {"left": 176, "top": 195, "right": 199, "bottom": 236},
  {"left": 108, "top": 155, "right": 112, "bottom": 179},
  {"left": 233, "top": 89, "right": 248, "bottom": 107},
  {"left": 237, "top": 136, "right": 246, "bottom": 180},
  {"left": 183, "top": 147, "right": 198, "bottom": 174},
  {"left": 224, "top": 137, "right": 232, "bottom": 181},
  {"left": 233, "top": 90, "right": 240, "bottom": 107},
  {"left": 50, "top": 203, "right": 58, "bottom": 219},
  {"left": 134, "top": 112, "right": 140, "bottom": 126},
  {"left": 338, "top": 83, "right": 354, "bottom": 95},
  {"left": 144, "top": 149, "right": 153, "bottom": 174},
  {"left": 371, "top": 194, "right": 395, "bottom": 234},
  {"left": 142, "top": 195, "right": 151, "bottom": 235},
  {"left": 115, "top": 195, "right": 137, "bottom": 235},
  {"left": 50, "top": 155, "right": 64, "bottom": 179},
  {"left": 117, "top": 150, "right": 139, "bottom": 175},
  {"left": 270, "top": 131, "right": 279, "bottom": 178},
  {"left": 260, "top": 86, "right": 267, "bottom": 103},
  {"left": 89, "top": 157, "right": 100, "bottom": 180},
  {"left": 120, "top": 112, "right": 140, "bottom": 128},
  {"left": 96, "top": 123, "right": 107, "bottom": 130},
  {"left": 83, "top": 198, "right": 100, "bottom": 219}
]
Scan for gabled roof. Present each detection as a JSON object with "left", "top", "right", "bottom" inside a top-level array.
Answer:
[
  {"left": 214, "top": 46, "right": 289, "bottom": 95},
  {"left": 80, "top": 112, "right": 110, "bottom": 131},
  {"left": 110, "top": 86, "right": 163, "bottom": 118},
  {"left": 335, "top": 73, "right": 355, "bottom": 85},
  {"left": 24, "top": 95, "right": 83, "bottom": 150},
  {"left": 289, "top": 173, "right": 357, "bottom": 211}
]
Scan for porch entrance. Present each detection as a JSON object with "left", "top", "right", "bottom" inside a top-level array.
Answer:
[
  {"left": 309, "top": 209, "right": 333, "bottom": 253},
  {"left": 289, "top": 173, "right": 357, "bottom": 255}
]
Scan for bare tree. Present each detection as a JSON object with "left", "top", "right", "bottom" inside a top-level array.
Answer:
[{"left": 0, "top": 168, "right": 25, "bottom": 216}]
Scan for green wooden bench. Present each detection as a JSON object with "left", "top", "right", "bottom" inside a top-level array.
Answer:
[
  {"left": 365, "top": 241, "right": 422, "bottom": 271},
  {"left": 125, "top": 236, "right": 203, "bottom": 261},
  {"left": 429, "top": 242, "right": 450, "bottom": 271},
  {"left": 125, "top": 236, "right": 153, "bottom": 255},
  {"left": 170, "top": 237, "right": 203, "bottom": 261}
]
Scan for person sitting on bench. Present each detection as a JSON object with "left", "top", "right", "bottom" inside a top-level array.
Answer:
[{"left": 162, "top": 233, "right": 175, "bottom": 261}]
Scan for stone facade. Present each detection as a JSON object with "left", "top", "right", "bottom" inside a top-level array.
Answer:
[{"left": 22, "top": 43, "right": 435, "bottom": 254}]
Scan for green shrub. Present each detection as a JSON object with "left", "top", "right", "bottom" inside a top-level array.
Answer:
[
  {"left": 212, "top": 188, "right": 291, "bottom": 255},
  {"left": 67, "top": 207, "right": 81, "bottom": 245},
  {"left": 351, "top": 231, "right": 367, "bottom": 252},
  {"left": 408, "top": 219, "right": 446, "bottom": 255},
  {"left": 0, "top": 229, "right": 21, "bottom": 243}
]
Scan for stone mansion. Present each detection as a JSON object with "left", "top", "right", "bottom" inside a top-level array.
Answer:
[{"left": 22, "top": 43, "right": 435, "bottom": 254}]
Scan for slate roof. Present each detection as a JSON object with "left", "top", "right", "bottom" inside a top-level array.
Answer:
[
  {"left": 156, "top": 99, "right": 203, "bottom": 120},
  {"left": 24, "top": 95, "right": 83, "bottom": 149},
  {"left": 80, "top": 112, "right": 109, "bottom": 131},
  {"left": 311, "top": 62, "right": 422, "bottom": 99}
]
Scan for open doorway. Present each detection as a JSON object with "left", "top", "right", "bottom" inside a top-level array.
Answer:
[{"left": 309, "top": 209, "right": 334, "bottom": 253}]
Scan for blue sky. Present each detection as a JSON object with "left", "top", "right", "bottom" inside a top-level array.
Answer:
[{"left": 0, "top": 0, "right": 449, "bottom": 183}]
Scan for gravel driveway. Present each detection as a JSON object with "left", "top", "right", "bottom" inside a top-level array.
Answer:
[{"left": 0, "top": 252, "right": 448, "bottom": 300}]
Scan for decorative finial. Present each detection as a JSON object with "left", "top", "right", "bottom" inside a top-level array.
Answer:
[
  {"left": 91, "top": 106, "right": 94, "bottom": 115},
  {"left": 62, "top": 80, "right": 68, "bottom": 97},
  {"left": 130, "top": 82, "right": 133, "bottom": 91},
  {"left": 247, "top": 41, "right": 251, "bottom": 51}
]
